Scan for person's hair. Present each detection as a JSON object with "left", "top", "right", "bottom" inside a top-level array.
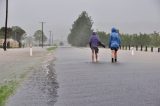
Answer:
[{"left": 92, "top": 32, "right": 96, "bottom": 35}]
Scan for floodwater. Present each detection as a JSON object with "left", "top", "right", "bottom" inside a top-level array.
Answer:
[
  {"left": 6, "top": 55, "right": 59, "bottom": 106},
  {"left": 6, "top": 47, "right": 160, "bottom": 106},
  {"left": 54, "top": 47, "right": 160, "bottom": 106}
]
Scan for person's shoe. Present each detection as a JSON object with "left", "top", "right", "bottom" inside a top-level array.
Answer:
[
  {"left": 115, "top": 58, "right": 117, "bottom": 62},
  {"left": 112, "top": 58, "right": 114, "bottom": 63}
]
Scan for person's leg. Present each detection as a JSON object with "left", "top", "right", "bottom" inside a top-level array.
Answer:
[
  {"left": 115, "top": 51, "right": 117, "bottom": 62},
  {"left": 94, "top": 47, "right": 98, "bottom": 62},
  {"left": 95, "top": 53, "right": 98, "bottom": 62},
  {"left": 111, "top": 50, "right": 115, "bottom": 63},
  {"left": 115, "top": 48, "right": 119, "bottom": 62},
  {"left": 92, "top": 49, "right": 94, "bottom": 62}
]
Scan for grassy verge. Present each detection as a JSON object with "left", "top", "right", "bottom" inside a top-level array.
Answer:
[
  {"left": 0, "top": 47, "right": 52, "bottom": 106},
  {"left": 0, "top": 71, "right": 29, "bottom": 106},
  {"left": 0, "top": 81, "right": 18, "bottom": 106},
  {"left": 47, "top": 46, "right": 57, "bottom": 51}
]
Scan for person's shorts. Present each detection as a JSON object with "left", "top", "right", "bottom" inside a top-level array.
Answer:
[
  {"left": 91, "top": 47, "right": 99, "bottom": 54},
  {"left": 111, "top": 47, "right": 118, "bottom": 51}
]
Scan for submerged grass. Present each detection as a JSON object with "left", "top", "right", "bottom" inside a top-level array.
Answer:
[
  {"left": 0, "top": 81, "right": 18, "bottom": 106},
  {"left": 0, "top": 47, "right": 53, "bottom": 106},
  {"left": 0, "top": 72, "right": 27, "bottom": 106},
  {"left": 47, "top": 46, "right": 57, "bottom": 51}
]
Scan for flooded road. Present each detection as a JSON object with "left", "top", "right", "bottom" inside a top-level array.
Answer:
[
  {"left": 6, "top": 47, "right": 160, "bottom": 106},
  {"left": 54, "top": 47, "right": 160, "bottom": 106}
]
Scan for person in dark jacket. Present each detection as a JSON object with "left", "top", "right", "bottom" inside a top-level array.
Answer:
[
  {"left": 89, "top": 32, "right": 105, "bottom": 62},
  {"left": 109, "top": 27, "right": 121, "bottom": 63}
]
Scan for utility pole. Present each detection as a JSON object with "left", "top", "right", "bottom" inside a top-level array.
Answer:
[
  {"left": 3, "top": 0, "right": 8, "bottom": 51},
  {"left": 49, "top": 30, "right": 52, "bottom": 46},
  {"left": 52, "top": 31, "right": 53, "bottom": 45},
  {"left": 40, "top": 22, "right": 45, "bottom": 48}
]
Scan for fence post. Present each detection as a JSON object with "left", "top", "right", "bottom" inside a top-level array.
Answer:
[
  {"left": 129, "top": 45, "right": 130, "bottom": 50},
  {"left": 30, "top": 45, "right": 33, "bottom": 56},
  {"left": 119, "top": 45, "right": 121, "bottom": 50},
  {"left": 151, "top": 47, "right": 153, "bottom": 52},
  {"left": 136, "top": 45, "right": 138, "bottom": 51},
  {"left": 140, "top": 45, "right": 143, "bottom": 51},
  {"left": 131, "top": 47, "right": 134, "bottom": 55},
  {"left": 145, "top": 46, "right": 147, "bottom": 52}
]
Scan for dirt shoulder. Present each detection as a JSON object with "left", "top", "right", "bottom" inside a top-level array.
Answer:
[
  {"left": 0, "top": 47, "right": 49, "bottom": 85},
  {"left": 3, "top": 47, "right": 58, "bottom": 106}
]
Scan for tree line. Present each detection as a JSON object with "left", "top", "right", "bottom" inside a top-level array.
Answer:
[
  {"left": 0, "top": 26, "right": 26, "bottom": 47},
  {"left": 0, "top": 26, "right": 47, "bottom": 48},
  {"left": 97, "top": 31, "right": 160, "bottom": 47},
  {"left": 120, "top": 32, "right": 160, "bottom": 47},
  {"left": 68, "top": 11, "right": 160, "bottom": 47}
]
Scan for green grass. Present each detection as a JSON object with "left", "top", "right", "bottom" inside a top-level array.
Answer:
[
  {"left": 47, "top": 46, "right": 57, "bottom": 51},
  {"left": 0, "top": 81, "right": 18, "bottom": 106},
  {"left": 0, "top": 46, "right": 55, "bottom": 106}
]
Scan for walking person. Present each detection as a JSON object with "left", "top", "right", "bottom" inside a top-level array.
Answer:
[
  {"left": 89, "top": 32, "right": 105, "bottom": 62},
  {"left": 109, "top": 27, "right": 121, "bottom": 63}
]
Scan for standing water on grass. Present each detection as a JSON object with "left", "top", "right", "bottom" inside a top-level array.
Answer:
[{"left": 6, "top": 55, "right": 59, "bottom": 106}]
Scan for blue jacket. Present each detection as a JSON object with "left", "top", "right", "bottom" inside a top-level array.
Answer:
[{"left": 109, "top": 28, "right": 121, "bottom": 48}]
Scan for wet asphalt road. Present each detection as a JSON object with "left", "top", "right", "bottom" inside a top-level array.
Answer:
[
  {"left": 54, "top": 47, "right": 160, "bottom": 106},
  {"left": 6, "top": 47, "right": 160, "bottom": 106}
]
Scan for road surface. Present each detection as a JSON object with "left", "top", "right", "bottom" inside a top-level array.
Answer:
[
  {"left": 6, "top": 47, "right": 160, "bottom": 106},
  {"left": 54, "top": 47, "right": 160, "bottom": 106}
]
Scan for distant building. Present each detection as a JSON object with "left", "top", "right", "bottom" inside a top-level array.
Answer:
[{"left": 0, "top": 39, "right": 19, "bottom": 48}]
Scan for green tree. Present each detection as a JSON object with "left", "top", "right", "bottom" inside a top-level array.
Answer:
[
  {"left": 26, "top": 36, "right": 34, "bottom": 46},
  {"left": 97, "top": 31, "right": 109, "bottom": 47},
  {"left": 11, "top": 26, "right": 26, "bottom": 47},
  {"left": 121, "top": 34, "right": 130, "bottom": 46},
  {"left": 132, "top": 34, "right": 138, "bottom": 46},
  {"left": 150, "top": 31, "right": 160, "bottom": 47},
  {"left": 0, "top": 27, "right": 12, "bottom": 38},
  {"left": 33, "top": 30, "right": 47, "bottom": 46},
  {"left": 68, "top": 11, "right": 93, "bottom": 46}
]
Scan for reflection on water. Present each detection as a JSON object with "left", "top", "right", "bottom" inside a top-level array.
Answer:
[{"left": 42, "top": 59, "right": 59, "bottom": 105}]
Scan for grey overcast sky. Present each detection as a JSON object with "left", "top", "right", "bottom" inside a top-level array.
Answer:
[{"left": 0, "top": 0, "right": 160, "bottom": 40}]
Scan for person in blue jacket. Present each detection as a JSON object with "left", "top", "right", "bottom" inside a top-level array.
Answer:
[
  {"left": 109, "top": 27, "right": 121, "bottom": 63},
  {"left": 89, "top": 32, "right": 105, "bottom": 62}
]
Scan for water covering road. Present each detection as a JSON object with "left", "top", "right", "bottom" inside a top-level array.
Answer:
[
  {"left": 6, "top": 47, "right": 160, "bottom": 106},
  {"left": 54, "top": 47, "right": 160, "bottom": 106}
]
